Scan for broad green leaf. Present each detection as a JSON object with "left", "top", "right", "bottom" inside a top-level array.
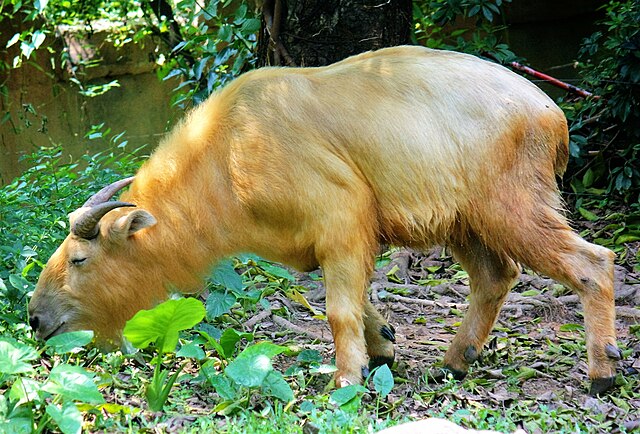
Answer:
[
  {"left": 204, "top": 370, "right": 237, "bottom": 401},
  {"left": 218, "top": 24, "right": 232, "bottom": 42},
  {"left": 261, "top": 370, "right": 294, "bottom": 402},
  {"left": 329, "top": 384, "right": 367, "bottom": 406},
  {"left": 31, "top": 31, "right": 46, "bottom": 51},
  {"left": 225, "top": 342, "right": 287, "bottom": 387},
  {"left": 46, "top": 402, "right": 82, "bottom": 434},
  {"left": 372, "top": 364, "right": 394, "bottom": 398},
  {"left": 0, "top": 406, "right": 32, "bottom": 434},
  {"left": 123, "top": 298, "right": 205, "bottom": 353},
  {"left": 582, "top": 168, "right": 596, "bottom": 188},
  {"left": 35, "top": 0, "right": 49, "bottom": 13},
  {"left": 578, "top": 207, "right": 599, "bottom": 221},
  {"left": 204, "top": 1, "right": 218, "bottom": 17},
  {"left": 220, "top": 328, "right": 253, "bottom": 359},
  {"left": 198, "top": 324, "right": 222, "bottom": 340},
  {"left": 615, "top": 232, "right": 640, "bottom": 244},
  {"left": 559, "top": 323, "right": 584, "bottom": 332},
  {"left": 309, "top": 364, "right": 338, "bottom": 375},
  {"left": 240, "top": 18, "right": 261, "bottom": 34},
  {"left": 299, "top": 400, "right": 316, "bottom": 412},
  {"left": 206, "top": 291, "right": 237, "bottom": 319},
  {"left": 43, "top": 364, "right": 105, "bottom": 404},
  {"left": 46, "top": 330, "right": 94, "bottom": 354},
  {"left": 211, "top": 260, "right": 243, "bottom": 292},
  {"left": 0, "top": 339, "right": 38, "bottom": 375},
  {"left": 258, "top": 261, "right": 295, "bottom": 281},
  {"left": 176, "top": 342, "right": 205, "bottom": 360},
  {"left": 9, "top": 377, "right": 42, "bottom": 406},
  {"left": 297, "top": 349, "right": 322, "bottom": 364},
  {"left": 6, "top": 33, "right": 20, "bottom": 48},
  {"left": 8, "top": 274, "right": 30, "bottom": 292}
]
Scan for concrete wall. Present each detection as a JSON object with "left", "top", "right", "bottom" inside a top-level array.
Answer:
[{"left": 0, "top": 23, "right": 178, "bottom": 185}]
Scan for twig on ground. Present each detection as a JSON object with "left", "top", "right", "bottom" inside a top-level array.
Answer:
[
  {"left": 616, "top": 306, "right": 640, "bottom": 320},
  {"left": 243, "top": 308, "right": 273, "bottom": 330},
  {"left": 272, "top": 315, "right": 332, "bottom": 343},
  {"left": 379, "top": 291, "right": 468, "bottom": 309}
]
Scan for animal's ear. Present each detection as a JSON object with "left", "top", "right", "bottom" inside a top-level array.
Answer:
[{"left": 110, "top": 209, "right": 157, "bottom": 240}]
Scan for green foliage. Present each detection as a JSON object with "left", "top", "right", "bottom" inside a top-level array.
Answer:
[
  {"left": 413, "top": 0, "right": 516, "bottom": 62},
  {"left": 0, "top": 338, "right": 39, "bottom": 376},
  {"left": 372, "top": 364, "right": 394, "bottom": 399},
  {"left": 0, "top": 331, "right": 105, "bottom": 434},
  {"left": 124, "top": 297, "right": 206, "bottom": 411},
  {"left": 565, "top": 0, "right": 640, "bottom": 200},
  {"left": 124, "top": 297, "right": 206, "bottom": 353},
  {"left": 2, "top": 0, "right": 257, "bottom": 107},
  {"left": 45, "top": 330, "right": 94, "bottom": 354},
  {"left": 155, "top": 0, "right": 259, "bottom": 107},
  {"left": 224, "top": 342, "right": 293, "bottom": 402}
]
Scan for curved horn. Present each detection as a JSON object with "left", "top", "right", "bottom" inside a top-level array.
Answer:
[
  {"left": 72, "top": 201, "right": 136, "bottom": 239},
  {"left": 82, "top": 176, "right": 135, "bottom": 208}
]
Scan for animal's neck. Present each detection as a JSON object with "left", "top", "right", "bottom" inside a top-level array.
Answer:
[{"left": 119, "top": 105, "right": 245, "bottom": 292}]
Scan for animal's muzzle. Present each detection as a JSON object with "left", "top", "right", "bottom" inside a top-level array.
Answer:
[{"left": 29, "top": 315, "right": 40, "bottom": 331}]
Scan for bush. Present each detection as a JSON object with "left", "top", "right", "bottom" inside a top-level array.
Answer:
[{"left": 565, "top": 0, "right": 640, "bottom": 202}]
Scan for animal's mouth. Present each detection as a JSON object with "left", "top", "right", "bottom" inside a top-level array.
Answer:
[{"left": 42, "top": 321, "right": 67, "bottom": 341}]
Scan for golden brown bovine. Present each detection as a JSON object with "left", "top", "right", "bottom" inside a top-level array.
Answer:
[{"left": 29, "top": 46, "right": 620, "bottom": 394}]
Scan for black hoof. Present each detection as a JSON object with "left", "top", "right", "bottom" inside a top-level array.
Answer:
[
  {"left": 369, "top": 353, "right": 395, "bottom": 370},
  {"left": 589, "top": 376, "right": 616, "bottom": 396},
  {"left": 427, "top": 366, "right": 467, "bottom": 383},
  {"left": 380, "top": 324, "right": 396, "bottom": 343},
  {"left": 605, "top": 344, "right": 622, "bottom": 361},
  {"left": 464, "top": 345, "right": 478, "bottom": 364}
]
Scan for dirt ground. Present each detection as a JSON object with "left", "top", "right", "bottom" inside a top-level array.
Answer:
[{"left": 246, "top": 244, "right": 640, "bottom": 432}]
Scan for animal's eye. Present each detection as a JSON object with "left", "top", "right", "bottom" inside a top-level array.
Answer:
[{"left": 70, "top": 258, "right": 87, "bottom": 266}]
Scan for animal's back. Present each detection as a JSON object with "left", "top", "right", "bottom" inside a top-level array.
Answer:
[{"left": 212, "top": 46, "right": 569, "bottom": 246}]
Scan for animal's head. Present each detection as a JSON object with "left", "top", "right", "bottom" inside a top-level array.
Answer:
[{"left": 28, "top": 177, "right": 160, "bottom": 343}]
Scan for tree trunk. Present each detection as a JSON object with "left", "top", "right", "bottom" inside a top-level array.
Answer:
[{"left": 257, "top": 0, "right": 413, "bottom": 67}]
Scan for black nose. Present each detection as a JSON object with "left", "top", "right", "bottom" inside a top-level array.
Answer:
[{"left": 29, "top": 315, "right": 40, "bottom": 331}]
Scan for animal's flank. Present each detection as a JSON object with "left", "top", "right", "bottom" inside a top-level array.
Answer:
[{"left": 30, "top": 45, "right": 619, "bottom": 395}]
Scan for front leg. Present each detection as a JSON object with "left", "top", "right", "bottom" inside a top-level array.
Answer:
[
  {"left": 322, "top": 254, "right": 373, "bottom": 386},
  {"left": 364, "top": 299, "right": 396, "bottom": 370}
]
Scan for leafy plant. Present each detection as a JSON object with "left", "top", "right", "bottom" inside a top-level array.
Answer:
[
  {"left": 565, "top": 0, "right": 640, "bottom": 201},
  {"left": 413, "top": 0, "right": 517, "bottom": 62},
  {"left": 0, "top": 334, "right": 105, "bottom": 434},
  {"left": 154, "top": 0, "right": 259, "bottom": 107},
  {"left": 123, "top": 297, "right": 206, "bottom": 411}
]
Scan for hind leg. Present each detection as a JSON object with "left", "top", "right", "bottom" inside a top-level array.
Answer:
[
  {"left": 514, "top": 224, "right": 617, "bottom": 394},
  {"left": 442, "top": 232, "right": 520, "bottom": 377},
  {"left": 481, "top": 203, "right": 618, "bottom": 394},
  {"left": 363, "top": 299, "right": 396, "bottom": 371}
]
